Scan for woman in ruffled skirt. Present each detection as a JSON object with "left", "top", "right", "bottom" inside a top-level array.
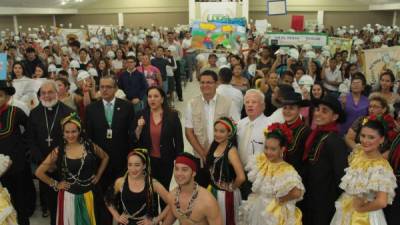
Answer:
[
  {"left": 206, "top": 117, "right": 246, "bottom": 225},
  {"left": 330, "top": 119, "right": 397, "bottom": 225},
  {"left": 239, "top": 123, "right": 305, "bottom": 225},
  {"left": 0, "top": 154, "right": 17, "bottom": 225}
]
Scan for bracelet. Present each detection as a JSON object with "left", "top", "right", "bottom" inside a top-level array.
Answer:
[
  {"left": 151, "top": 217, "right": 157, "bottom": 225},
  {"left": 50, "top": 179, "right": 59, "bottom": 192}
]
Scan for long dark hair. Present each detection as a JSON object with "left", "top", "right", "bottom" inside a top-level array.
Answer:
[
  {"left": 126, "top": 149, "right": 155, "bottom": 217},
  {"left": 55, "top": 120, "right": 94, "bottom": 180},
  {"left": 10, "top": 61, "right": 26, "bottom": 79},
  {"left": 145, "top": 86, "right": 170, "bottom": 112},
  {"left": 308, "top": 82, "right": 326, "bottom": 126}
]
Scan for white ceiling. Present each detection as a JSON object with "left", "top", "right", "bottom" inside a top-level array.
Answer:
[
  {"left": 0, "top": 0, "right": 94, "bottom": 8},
  {"left": 0, "top": 0, "right": 398, "bottom": 9}
]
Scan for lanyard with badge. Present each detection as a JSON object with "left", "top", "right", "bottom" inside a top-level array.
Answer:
[{"left": 105, "top": 102, "right": 113, "bottom": 139}]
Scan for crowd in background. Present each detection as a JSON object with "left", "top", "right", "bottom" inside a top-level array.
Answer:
[{"left": 0, "top": 21, "right": 399, "bottom": 225}]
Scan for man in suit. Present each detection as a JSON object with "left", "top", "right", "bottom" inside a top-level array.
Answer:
[
  {"left": 85, "top": 75, "right": 136, "bottom": 188},
  {"left": 85, "top": 75, "right": 136, "bottom": 225}
]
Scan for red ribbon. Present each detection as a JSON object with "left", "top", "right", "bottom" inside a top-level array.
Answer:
[
  {"left": 303, "top": 122, "right": 338, "bottom": 161},
  {"left": 175, "top": 156, "right": 197, "bottom": 172}
]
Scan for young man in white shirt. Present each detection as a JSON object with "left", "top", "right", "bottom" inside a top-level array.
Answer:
[
  {"left": 216, "top": 67, "right": 243, "bottom": 121},
  {"left": 322, "top": 57, "right": 342, "bottom": 98}
]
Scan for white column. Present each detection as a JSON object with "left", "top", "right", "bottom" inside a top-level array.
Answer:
[
  {"left": 13, "top": 15, "right": 18, "bottom": 34},
  {"left": 118, "top": 13, "right": 124, "bottom": 27},
  {"left": 188, "top": 0, "right": 195, "bottom": 24},
  {"left": 317, "top": 10, "right": 324, "bottom": 26},
  {"left": 242, "top": 0, "right": 249, "bottom": 21},
  {"left": 52, "top": 15, "right": 57, "bottom": 27},
  {"left": 393, "top": 11, "right": 397, "bottom": 26}
]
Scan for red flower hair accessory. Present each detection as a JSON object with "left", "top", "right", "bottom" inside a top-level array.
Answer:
[
  {"left": 264, "top": 123, "right": 293, "bottom": 144},
  {"left": 362, "top": 114, "right": 397, "bottom": 141}
]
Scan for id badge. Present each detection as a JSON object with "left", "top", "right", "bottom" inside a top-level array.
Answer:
[{"left": 106, "top": 129, "right": 113, "bottom": 139}]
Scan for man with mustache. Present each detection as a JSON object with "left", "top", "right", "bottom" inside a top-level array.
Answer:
[{"left": 27, "top": 80, "right": 73, "bottom": 225}]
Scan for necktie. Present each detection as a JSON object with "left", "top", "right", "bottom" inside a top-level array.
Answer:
[
  {"left": 240, "top": 122, "right": 254, "bottom": 156},
  {"left": 105, "top": 102, "right": 113, "bottom": 126}
]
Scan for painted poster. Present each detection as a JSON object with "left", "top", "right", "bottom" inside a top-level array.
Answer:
[
  {"left": 0, "top": 53, "right": 7, "bottom": 80},
  {"left": 191, "top": 21, "right": 246, "bottom": 50},
  {"left": 266, "top": 32, "right": 328, "bottom": 47},
  {"left": 363, "top": 46, "right": 400, "bottom": 84},
  {"left": 328, "top": 37, "right": 352, "bottom": 60}
]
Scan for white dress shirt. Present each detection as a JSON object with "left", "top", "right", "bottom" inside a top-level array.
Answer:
[
  {"left": 237, "top": 114, "right": 269, "bottom": 168},
  {"left": 266, "top": 108, "right": 285, "bottom": 127},
  {"left": 102, "top": 98, "right": 116, "bottom": 108},
  {"left": 323, "top": 67, "right": 342, "bottom": 91},
  {"left": 216, "top": 84, "right": 243, "bottom": 122}
]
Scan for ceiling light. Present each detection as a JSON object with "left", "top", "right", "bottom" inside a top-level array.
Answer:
[{"left": 61, "top": 1, "right": 66, "bottom": 5}]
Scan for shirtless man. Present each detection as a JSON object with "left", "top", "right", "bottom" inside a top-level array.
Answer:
[{"left": 163, "top": 153, "right": 222, "bottom": 225}]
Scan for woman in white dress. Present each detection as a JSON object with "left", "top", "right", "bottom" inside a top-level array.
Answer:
[
  {"left": 10, "top": 62, "right": 38, "bottom": 110},
  {"left": 0, "top": 154, "right": 18, "bottom": 225},
  {"left": 330, "top": 119, "right": 397, "bottom": 225},
  {"left": 239, "top": 123, "right": 305, "bottom": 225}
]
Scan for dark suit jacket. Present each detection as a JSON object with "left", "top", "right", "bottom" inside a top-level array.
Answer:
[
  {"left": 85, "top": 98, "right": 136, "bottom": 171},
  {"left": 136, "top": 109, "right": 183, "bottom": 162},
  {"left": 303, "top": 132, "right": 349, "bottom": 225}
]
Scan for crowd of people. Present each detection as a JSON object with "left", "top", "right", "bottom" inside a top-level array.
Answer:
[{"left": 0, "top": 20, "right": 399, "bottom": 225}]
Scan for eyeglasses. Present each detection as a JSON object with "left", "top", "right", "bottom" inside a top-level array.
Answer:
[
  {"left": 100, "top": 85, "right": 115, "bottom": 90},
  {"left": 369, "top": 104, "right": 382, "bottom": 109},
  {"left": 200, "top": 81, "right": 215, "bottom": 85}
]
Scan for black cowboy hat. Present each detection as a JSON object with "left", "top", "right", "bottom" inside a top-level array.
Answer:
[
  {"left": 0, "top": 80, "right": 15, "bottom": 96},
  {"left": 313, "top": 94, "right": 346, "bottom": 123},
  {"left": 281, "top": 91, "right": 310, "bottom": 107}
]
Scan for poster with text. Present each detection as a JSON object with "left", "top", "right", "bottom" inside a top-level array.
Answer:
[
  {"left": 266, "top": 32, "right": 328, "bottom": 48},
  {"left": 363, "top": 46, "right": 400, "bottom": 84}
]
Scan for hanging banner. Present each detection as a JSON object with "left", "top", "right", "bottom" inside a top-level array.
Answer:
[
  {"left": 291, "top": 15, "right": 304, "bottom": 31},
  {"left": 328, "top": 37, "right": 352, "bottom": 60},
  {"left": 199, "top": 2, "right": 238, "bottom": 22},
  {"left": 191, "top": 21, "right": 246, "bottom": 50},
  {"left": 0, "top": 53, "right": 7, "bottom": 80},
  {"left": 363, "top": 46, "right": 400, "bottom": 84},
  {"left": 56, "top": 28, "right": 88, "bottom": 44},
  {"left": 266, "top": 32, "right": 328, "bottom": 47}
]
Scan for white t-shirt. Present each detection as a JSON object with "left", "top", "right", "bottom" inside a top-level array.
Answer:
[{"left": 323, "top": 67, "right": 342, "bottom": 91}]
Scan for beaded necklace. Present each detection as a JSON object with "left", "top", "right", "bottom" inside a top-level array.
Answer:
[
  {"left": 62, "top": 148, "right": 93, "bottom": 187},
  {"left": 120, "top": 179, "right": 147, "bottom": 220},
  {"left": 174, "top": 182, "right": 199, "bottom": 218}
]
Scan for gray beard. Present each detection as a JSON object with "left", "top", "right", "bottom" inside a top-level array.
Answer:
[{"left": 41, "top": 98, "right": 58, "bottom": 108}]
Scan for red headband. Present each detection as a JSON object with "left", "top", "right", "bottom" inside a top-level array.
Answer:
[{"left": 175, "top": 156, "right": 197, "bottom": 172}]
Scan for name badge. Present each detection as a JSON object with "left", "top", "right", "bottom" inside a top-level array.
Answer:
[{"left": 106, "top": 129, "right": 113, "bottom": 139}]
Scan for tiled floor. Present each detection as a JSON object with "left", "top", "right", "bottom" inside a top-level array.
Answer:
[{"left": 31, "top": 79, "right": 199, "bottom": 225}]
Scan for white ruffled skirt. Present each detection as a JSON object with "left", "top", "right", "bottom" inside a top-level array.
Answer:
[
  {"left": 238, "top": 194, "right": 302, "bottom": 225},
  {"left": 331, "top": 194, "right": 388, "bottom": 225}
]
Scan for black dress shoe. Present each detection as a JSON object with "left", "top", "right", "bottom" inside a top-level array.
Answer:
[{"left": 178, "top": 98, "right": 183, "bottom": 102}]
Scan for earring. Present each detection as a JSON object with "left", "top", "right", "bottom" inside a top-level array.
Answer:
[{"left": 143, "top": 170, "right": 147, "bottom": 176}]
